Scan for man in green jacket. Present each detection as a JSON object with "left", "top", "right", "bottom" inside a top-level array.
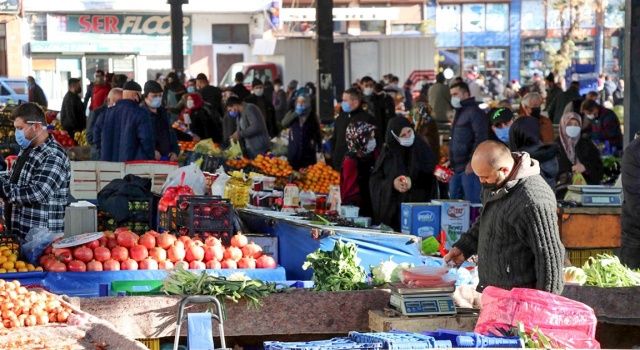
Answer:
[{"left": 445, "top": 141, "right": 565, "bottom": 294}]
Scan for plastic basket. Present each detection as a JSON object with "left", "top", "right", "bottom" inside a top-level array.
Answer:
[
  {"left": 125, "top": 161, "right": 179, "bottom": 193},
  {"left": 97, "top": 195, "right": 159, "bottom": 234},
  {"left": 264, "top": 338, "right": 382, "bottom": 350},
  {"left": 567, "top": 248, "right": 614, "bottom": 267},
  {"left": 349, "top": 332, "right": 452, "bottom": 349},
  {"left": 111, "top": 280, "right": 163, "bottom": 296},
  {"left": 137, "top": 338, "right": 160, "bottom": 350}
]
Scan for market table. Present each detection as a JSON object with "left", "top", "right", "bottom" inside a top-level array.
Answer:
[{"left": 238, "top": 209, "right": 425, "bottom": 280}]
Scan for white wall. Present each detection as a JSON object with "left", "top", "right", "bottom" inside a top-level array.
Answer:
[{"left": 191, "top": 13, "right": 254, "bottom": 45}]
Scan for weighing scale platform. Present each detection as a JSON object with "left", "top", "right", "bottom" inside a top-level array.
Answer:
[
  {"left": 565, "top": 185, "right": 622, "bottom": 206},
  {"left": 389, "top": 286, "right": 456, "bottom": 317}
]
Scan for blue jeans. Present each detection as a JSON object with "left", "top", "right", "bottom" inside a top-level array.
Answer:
[{"left": 449, "top": 171, "right": 481, "bottom": 204}]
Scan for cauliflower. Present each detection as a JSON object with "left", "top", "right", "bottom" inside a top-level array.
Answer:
[
  {"left": 227, "top": 272, "right": 251, "bottom": 281},
  {"left": 371, "top": 258, "right": 398, "bottom": 285},
  {"left": 564, "top": 266, "right": 587, "bottom": 285},
  {"left": 390, "top": 262, "right": 414, "bottom": 283}
]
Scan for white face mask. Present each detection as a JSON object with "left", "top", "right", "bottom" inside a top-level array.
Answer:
[
  {"left": 363, "top": 87, "right": 374, "bottom": 97},
  {"left": 254, "top": 88, "right": 264, "bottom": 97},
  {"left": 186, "top": 100, "right": 195, "bottom": 109},
  {"left": 565, "top": 125, "right": 581, "bottom": 138},
  {"left": 392, "top": 130, "right": 415, "bottom": 147},
  {"left": 585, "top": 114, "right": 596, "bottom": 120},
  {"left": 451, "top": 97, "right": 462, "bottom": 109},
  {"left": 365, "top": 138, "right": 376, "bottom": 153}
]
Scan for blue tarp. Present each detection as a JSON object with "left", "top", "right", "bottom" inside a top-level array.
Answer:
[
  {"left": 239, "top": 210, "right": 426, "bottom": 281},
  {"left": 2, "top": 267, "right": 287, "bottom": 297}
]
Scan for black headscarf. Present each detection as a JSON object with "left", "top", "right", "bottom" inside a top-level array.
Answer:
[
  {"left": 509, "top": 117, "right": 541, "bottom": 151},
  {"left": 378, "top": 116, "right": 435, "bottom": 180}
]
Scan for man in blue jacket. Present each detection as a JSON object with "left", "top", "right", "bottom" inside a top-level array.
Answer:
[
  {"left": 448, "top": 82, "right": 488, "bottom": 203},
  {"left": 95, "top": 80, "right": 155, "bottom": 161}
]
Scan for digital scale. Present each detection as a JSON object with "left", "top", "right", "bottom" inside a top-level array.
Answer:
[
  {"left": 565, "top": 185, "right": 622, "bottom": 206},
  {"left": 389, "top": 285, "right": 457, "bottom": 316}
]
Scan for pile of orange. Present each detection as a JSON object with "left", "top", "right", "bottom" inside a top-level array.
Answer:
[
  {"left": 178, "top": 141, "right": 197, "bottom": 152},
  {"left": 226, "top": 157, "right": 251, "bottom": 169},
  {"left": 298, "top": 162, "right": 340, "bottom": 194},
  {"left": 251, "top": 154, "right": 293, "bottom": 177}
]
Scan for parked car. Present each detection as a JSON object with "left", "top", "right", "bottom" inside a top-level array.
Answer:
[
  {"left": 0, "top": 78, "right": 28, "bottom": 105},
  {"left": 219, "top": 62, "right": 282, "bottom": 89}
]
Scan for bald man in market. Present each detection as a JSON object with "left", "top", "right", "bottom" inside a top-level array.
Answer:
[{"left": 445, "top": 141, "right": 565, "bottom": 294}]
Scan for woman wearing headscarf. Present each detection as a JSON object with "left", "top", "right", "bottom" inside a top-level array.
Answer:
[
  {"left": 281, "top": 93, "right": 322, "bottom": 170},
  {"left": 555, "top": 112, "right": 604, "bottom": 198},
  {"left": 370, "top": 116, "right": 437, "bottom": 231},
  {"left": 509, "top": 117, "right": 559, "bottom": 188},
  {"left": 341, "top": 121, "right": 377, "bottom": 218},
  {"left": 172, "top": 93, "right": 222, "bottom": 143}
]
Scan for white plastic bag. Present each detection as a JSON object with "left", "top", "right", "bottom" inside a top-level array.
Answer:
[
  {"left": 21, "top": 227, "right": 63, "bottom": 265},
  {"left": 161, "top": 163, "right": 206, "bottom": 195},
  {"left": 211, "top": 166, "right": 230, "bottom": 197}
]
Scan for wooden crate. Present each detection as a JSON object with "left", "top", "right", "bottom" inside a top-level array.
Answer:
[
  {"left": 567, "top": 248, "right": 615, "bottom": 267},
  {"left": 70, "top": 161, "right": 125, "bottom": 199},
  {"left": 137, "top": 338, "right": 159, "bottom": 350},
  {"left": 125, "top": 161, "right": 178, "bottom": 193},
  {"left": 558, "top": 207, "right": 622, "bottom": 249},
  {"left": 368, "top": 309, "right": 478, "bottom": 333}
]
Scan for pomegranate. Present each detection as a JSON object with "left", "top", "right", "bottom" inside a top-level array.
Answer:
[
  {"left": 139, "top": 258, "right": 159, "bottom": 270},
  {"left": 230, "top": 233, "right": 248, "bottom": 248},
  {"left": 174, "top": 261, "right": 189, "bottom": 270},
  {"left": 241, "top": 242, "right": 263, "bottom": 259},
  {"left": 116, "top": 230, "right": 138, "bottom": 248},
  {"left": 185, "top": 245, "right": 205, "bottom": 262},
  {"left": 157, "top": 232, "right": 177, "bottom": 249},
  {"left": 103, "top": 259, "right": 120, "bottom": 271},
  {"left": 204, "top": 237, "right": 222, "bottom": 247},
  {"left": 178, "top": 236, "right": 192, "bottom": 246},
  {"left": 220, "top": 259, "right": 237, "bottom": 269},
  {"left": 189, "top": 261, "right": 206, "bottom": 270},
  {"left": 158, "top": 260, "right": 174, "bottom": 270},
  {"left": 168, "top": 244, "right": 186, "bottom": 262},
  {"left": 224, "top": 247, "right": 243, "bottom": 262},
  {"left": 73, "top": 246, "right": 93, "bottom": 263},
  {"left": 121, "top": 259, "right": 139, "bottom": 270},
  {"left": 149, "top": 247, "right": 167, "bottom": 262},
  {"left": 111, "top": 246, "right": 129, "bottom": 262},
  {"left": 85, "top": 240, "right": 100, "bottom": 249},
  {"left": 139, "top": 232, "right": 156, "bottom": 250},
  {"left": 205, "top": 260, "right": 221, "bottom": 269},
  {"left": 256, "top": 255, "right": 277, "bottom": 269},
  {"left": 48, "top": 261, "right": 67, "bottom": 272},
  {"left": 237, "top": 257, "right": 256, "bottom": 269},
  {"left": 106, "top": 237, "right": 118, "bottom": 249},
  {"left": 68, "top": 260, "right": 87, "bottom": 272},
  {"left": 53, "top": 248, "right": 73, "bottom": 264},
  {"left": 87, "top": 260, "right": 103, "bottom": 271},
  {"left": 93, "top": 246, "right": 111, "bottom": 262},
  {"left": 129, "top": 245, "right": 149, "bottom": 262},
  {"left": 204, "top": 245, "right": 224, "bottom": 262}
]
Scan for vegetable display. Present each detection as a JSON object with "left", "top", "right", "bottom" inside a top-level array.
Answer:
[
  {"left": 581, "top": 254, "right": 640, "bottom": 287},
  {"left": 0, "top": 280, "right": 73, "bottom": 328},
  {"left": 563, "top": 266, "right": 587, "bottom": 285},
  {"left": 370, "top": 258, "right": 413, "bottom": 286},
  {"left": 163, "top": 267, "right": 279, "bottom": 308},
  {"left": 302, "top": 240, "right": 368, "bottom": 291}
]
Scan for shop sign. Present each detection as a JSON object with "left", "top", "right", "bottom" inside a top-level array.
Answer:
[
  {"left": 66, "top": 15, "right": 191, "bottom": 37},
  {"left": 0, "top": 0, "right": 19, "bottom": 14},
  {"left": 281, "top": 7, "right": 400, "bottom": 22}
]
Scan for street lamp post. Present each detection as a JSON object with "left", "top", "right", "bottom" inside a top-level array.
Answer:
[
  {"left": 168, "top": 0, "right": 188, "bottom": 81},
  {"left": 316, "top": 0, "right": 335, "bottom": 123}
]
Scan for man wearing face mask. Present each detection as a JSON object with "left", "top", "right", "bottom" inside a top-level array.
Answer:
[
  {"left": 232, "top": 72, "right": 250, "bottom": 101},
  {"left": 196, "top": 73, "right": 223, "bottom": 117},
  {"left": 445, "top": 141, "right": 564, "bottom": 294},
  {"left": 95, "top": 81, "right": 155, "bottom": 162},
  {"left": 360, "top": 76, "right": 393, "bottom": 144},
  {"left": 226, "top": 96, "right": 270, "bottom": 158},
  {"left": 488, "top": 108, "right": 514, "bottom": 145},
  {"left": 0, "top": 103, "right": 70, "bottom": 239},
  {"left": 143, "top": 81, "right": 179, "bottom": 162},
  {"left": 88, "top": 88, "right": 122, "bottom": 160},
  {"left": 520, "top": 92, "right": 554, "bottom": 145},
  {"left": 331, "top": 88, "right": 377, "bottom": 171},
  {"left": 580, "top": 99, "right": 623, "bottom": 155},
  {"left": 448, "top": 82, "right": 488, "bottom": 204},
  {"left": 245, "top": 79, "right": 278, "bottom": 138},
  {"left": 88, "top": 70, "right": 110, "bottom": 113},
  {"left": 60, "top": 78, "right": 86, "bottom": 138}
]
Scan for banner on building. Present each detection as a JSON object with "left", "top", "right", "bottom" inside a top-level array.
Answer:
[
  {"left": 0, "top": 0, "right": 20, "bottom": 14},
  {"left": 65, "top": 14, "right": 191, "bottom": 37}
]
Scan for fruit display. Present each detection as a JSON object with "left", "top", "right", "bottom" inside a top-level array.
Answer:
[
  {"left": 98, "top": 199, "right": 153, "bottom": 234},
  {"left": 251, "top": 154, "right": 293, "bottom": 177},
  {"left": 158, "top": 183, "right": 194, "bottom": 212},
  {"left": 226, "top": 157, "right": 251, "bottom": 169},
  {"left": 0, "top": 121, "right": 15, "bottom": 144},
  {"left": 0, "top": 243, "right": 41, "bottom": 273},
  {"left": 73, "top": 130, "right": 88, "bottom": 146},
  {"left": 49, "top": 130, "right": 76, "bottom": 148},
  {"left": 0, "top": 279, "right": 73, "bottom": 328},
  {"left": 178, "top": 141, "right": 197, "bottom": 152},
  {"left": 39, "top": 230, "right": 276, "bottom": 272},
  {"left": 297, "top": 162, "right": 340, "bottom": 194}
]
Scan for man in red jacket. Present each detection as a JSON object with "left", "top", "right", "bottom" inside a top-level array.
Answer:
[{"left": 89, "top": 70, "right": 110, "bottom": 111}]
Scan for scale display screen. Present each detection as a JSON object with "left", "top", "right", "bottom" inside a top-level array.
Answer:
[
  {"left": 589, "top": 196, "right": 614, "bottom": 204},
  {"left": 405, "top": 299, "right": 454, "bottom": 314}
]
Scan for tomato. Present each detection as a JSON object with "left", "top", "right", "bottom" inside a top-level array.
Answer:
[
  {"left": 241, "top": 242, "right": 263, "bottom": 259},
  {"left": 93, "top": 246, "right": 111, "bottom": 262},
  {"left": 168, "top": 244, "right": 186, "bottom": 262},
  {"left": 220, "top": 259, "right": 237, "bottom": 269},
  {"left": 120, "top": 259, "right": 138, "bottom": 270},
  {"left": 149, "top": 247, "right": 167, "bottom": 262},
  {"left": 103, "top": 259, "right": 120, "bottom": 271},
  {"left": 139, "top": 258, "right": 158, "bottom": 270},
  {"left": 129, "top": 245, "right": 149, "bottom": 262},
  {"left": 189, "top": 261, "right": 206, "bottom": 270},
  {"left": 73, "top": 246, "right": 93, "bottom": 263},
  {"left": 87, "top": 260, "right": 103, "bottom": 271},
  {"left": 53, "top": 248, "right": 73, "bottom": 264},
  {"left": 48, "top": 261, "right": 67, "bottom": 272},
  {"left": 139, "top": 233, "right": 156, "bottom": 250},
  {"left": 237, "top": 257, "right": 256, "bottom": 269},
  {"left": 157, "top": 232, "right": 176, "bottom": 249},
  {"left": 204, "top": 245, "right": 224, "bottom": 263},
  {"left": 110, "top": 246, "right": 129, "bottom": 262},
  {"left": 116, "top": 230, "right": 138, "bottom": 248},
  {"left": 256, "top": 255, "right": 277, "bottom": 269},
  {"left": 230, "top": 233, "right": 248, "bottom": 248},
  {"left": 205, "top": 260, "right": 221, "bottom": 269},
  {"left": 224, "top": 247, "right": 243, "bottom": 262},
  {"left": 85, "top": 240, "right": 100, "bottom": 250},
  {"left": 185, "top": 245, "right": 205, "bottom": 262},
  {"left": 67, "top": 260, "right": 87, "bottom": 272},
  {"left": 158, "top": 260, "right": 174, "bottom": 270}
]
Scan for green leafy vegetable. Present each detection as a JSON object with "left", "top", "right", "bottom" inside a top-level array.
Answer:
[
  {"left": 516, "top": 322, "right": 557, "bottom": 349},
  {"left": 302, "top": 240, "right": 369, "bottom": 291},
  {"left": 582, "top": 254, "right": 640, "bottom": 287}
]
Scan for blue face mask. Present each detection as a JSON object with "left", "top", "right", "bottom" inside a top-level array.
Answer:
[
  {"left": 148, "top": 96, "right": 162, "bottom": 109},
  {"left": 187, "top": 86, "right": 196, "bottom": 93},
  {"left": 295, "top": 105, "right": 306, "bottom": 115},
  {"left": 15, "top": 128, "right": 33, "bottom": 149},
  {"left": 341, "top": 101, "right": 352, "bottom": 113},
  {"left": 228, "top": 110, "right": 239, "bottom": 118},
  {"left": 494, "top": 126, "right": 510, "bottom": 143}
]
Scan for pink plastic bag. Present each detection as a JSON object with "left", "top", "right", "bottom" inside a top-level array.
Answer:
[{"left": 475, "top": 287, "right": 600, "bottom": 349}]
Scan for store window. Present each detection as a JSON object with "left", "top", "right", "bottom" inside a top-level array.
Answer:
[
  {"left": 485, "top": 4, "right": 509, "bottom": 32},
  {"left": 28, "top": 14, "right": 47, "bottom": 41},
  {"left": 391, "top": 24, "right": 421, "bottom": 35},
  {"left": 463, "top": 47, "right": 508, "bottom": 77},
  {"left": 579, "top": 0, "right": 596, "bottom": 28},
  {"left": 462, "top": 4, "right": 485, "bottom": 32},
  {"left": 521, "top": 0, "right": 545, "bottom": 30},
  {"left": 435, "top": 5, "right": 460, "bottom": 33},
  {"left": 546, "top": 2, "right": 571, "bottom": 29},
  {"left": 212, "top": 24, "right": 249, "bottom": 44},
  {"left": 605, "top": 0, "right": 624, "bottom": 28},
  {"left": 359, "top": 20, "right": 386, "bottom": 34}
]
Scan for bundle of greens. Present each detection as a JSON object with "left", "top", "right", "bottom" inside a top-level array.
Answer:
[
  {"left": 302, "top": 240, "right": 368, "bottom": 291},
  {"left": 582, "top": 254, "right": 640, "bottom": 287},
  {"left": 163, "top": 268, "right": 280, "bottom": 308}
]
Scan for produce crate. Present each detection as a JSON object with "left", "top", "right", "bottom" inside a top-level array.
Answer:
[
  {"left": 264, "top": 339, "right": 382, "bottom": 350},
  {"left": 125, "top": 161, "right": 179, "bottom": 193},
  {"left": 349, "top": 331, "right": 451, "bottom": 350},
  {"left": 567, "top": 248, "right": 615, "bottom": 267},
  {"left": 70, "top": 161, "right": 126, "bottom": 200},
  {"left": 137, "top": 338, "right": 160, "bottom": 350},
  {"left": 111, "top": 280, "right": 163, "bottom": 296},
  {"left": 97, "top": 195, "right": 159, "bottom": 234},
  {"left": 158, "top": 196, "right": 235, "bottom": 244}
]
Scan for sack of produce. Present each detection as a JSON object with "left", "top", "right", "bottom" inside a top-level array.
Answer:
[{"left": 475, "top": 287, "right": 600, "bottom": 349}]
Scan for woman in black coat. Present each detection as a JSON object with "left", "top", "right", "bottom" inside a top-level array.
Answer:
[
  {"left": 370, "top": 116, "right": 437, "bottom": 231},
  {"left": 509, "top": 117, "right": 559, "bottom": 189},
  {"left": 556, "top": 112, "right": 604, "bottom": 199},
  {"left": 281, "top": 93, "right": 322, "bottom": 170}
]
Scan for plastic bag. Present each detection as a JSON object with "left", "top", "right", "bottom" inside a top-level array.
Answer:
[
  {"left": 162, "top": 164, "right": 206, "bottom": 195},
  {"left": 475, "top": 287, "right": 600, "bottom": 349},
  {"left": 211, "top": 166, "right": 230, "bottom": 197},
  {"left": 572, "top": 172, "right": 587, "bottom": 185},
  {"left": 399, "top": 265, "right": 457, "bottom": 288},
  {"left": 21, "top": 227, "right": 63, "bottom": 265},
  {"left": 224, "top": 140, "right": 243, "bottom": 159}
]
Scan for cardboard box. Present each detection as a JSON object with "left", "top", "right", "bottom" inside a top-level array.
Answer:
[
  {"left": 433, "top": 200, "right": 470, "bottom": 249},
  {"left": 64, "top": 201, "right": 98, "bottom": 237},
  {"left": 400, "top": 203, "right": 441, "bottom": 237},
  {"left": 246, "top": 234, "right": 278, "bottom": 263}
]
